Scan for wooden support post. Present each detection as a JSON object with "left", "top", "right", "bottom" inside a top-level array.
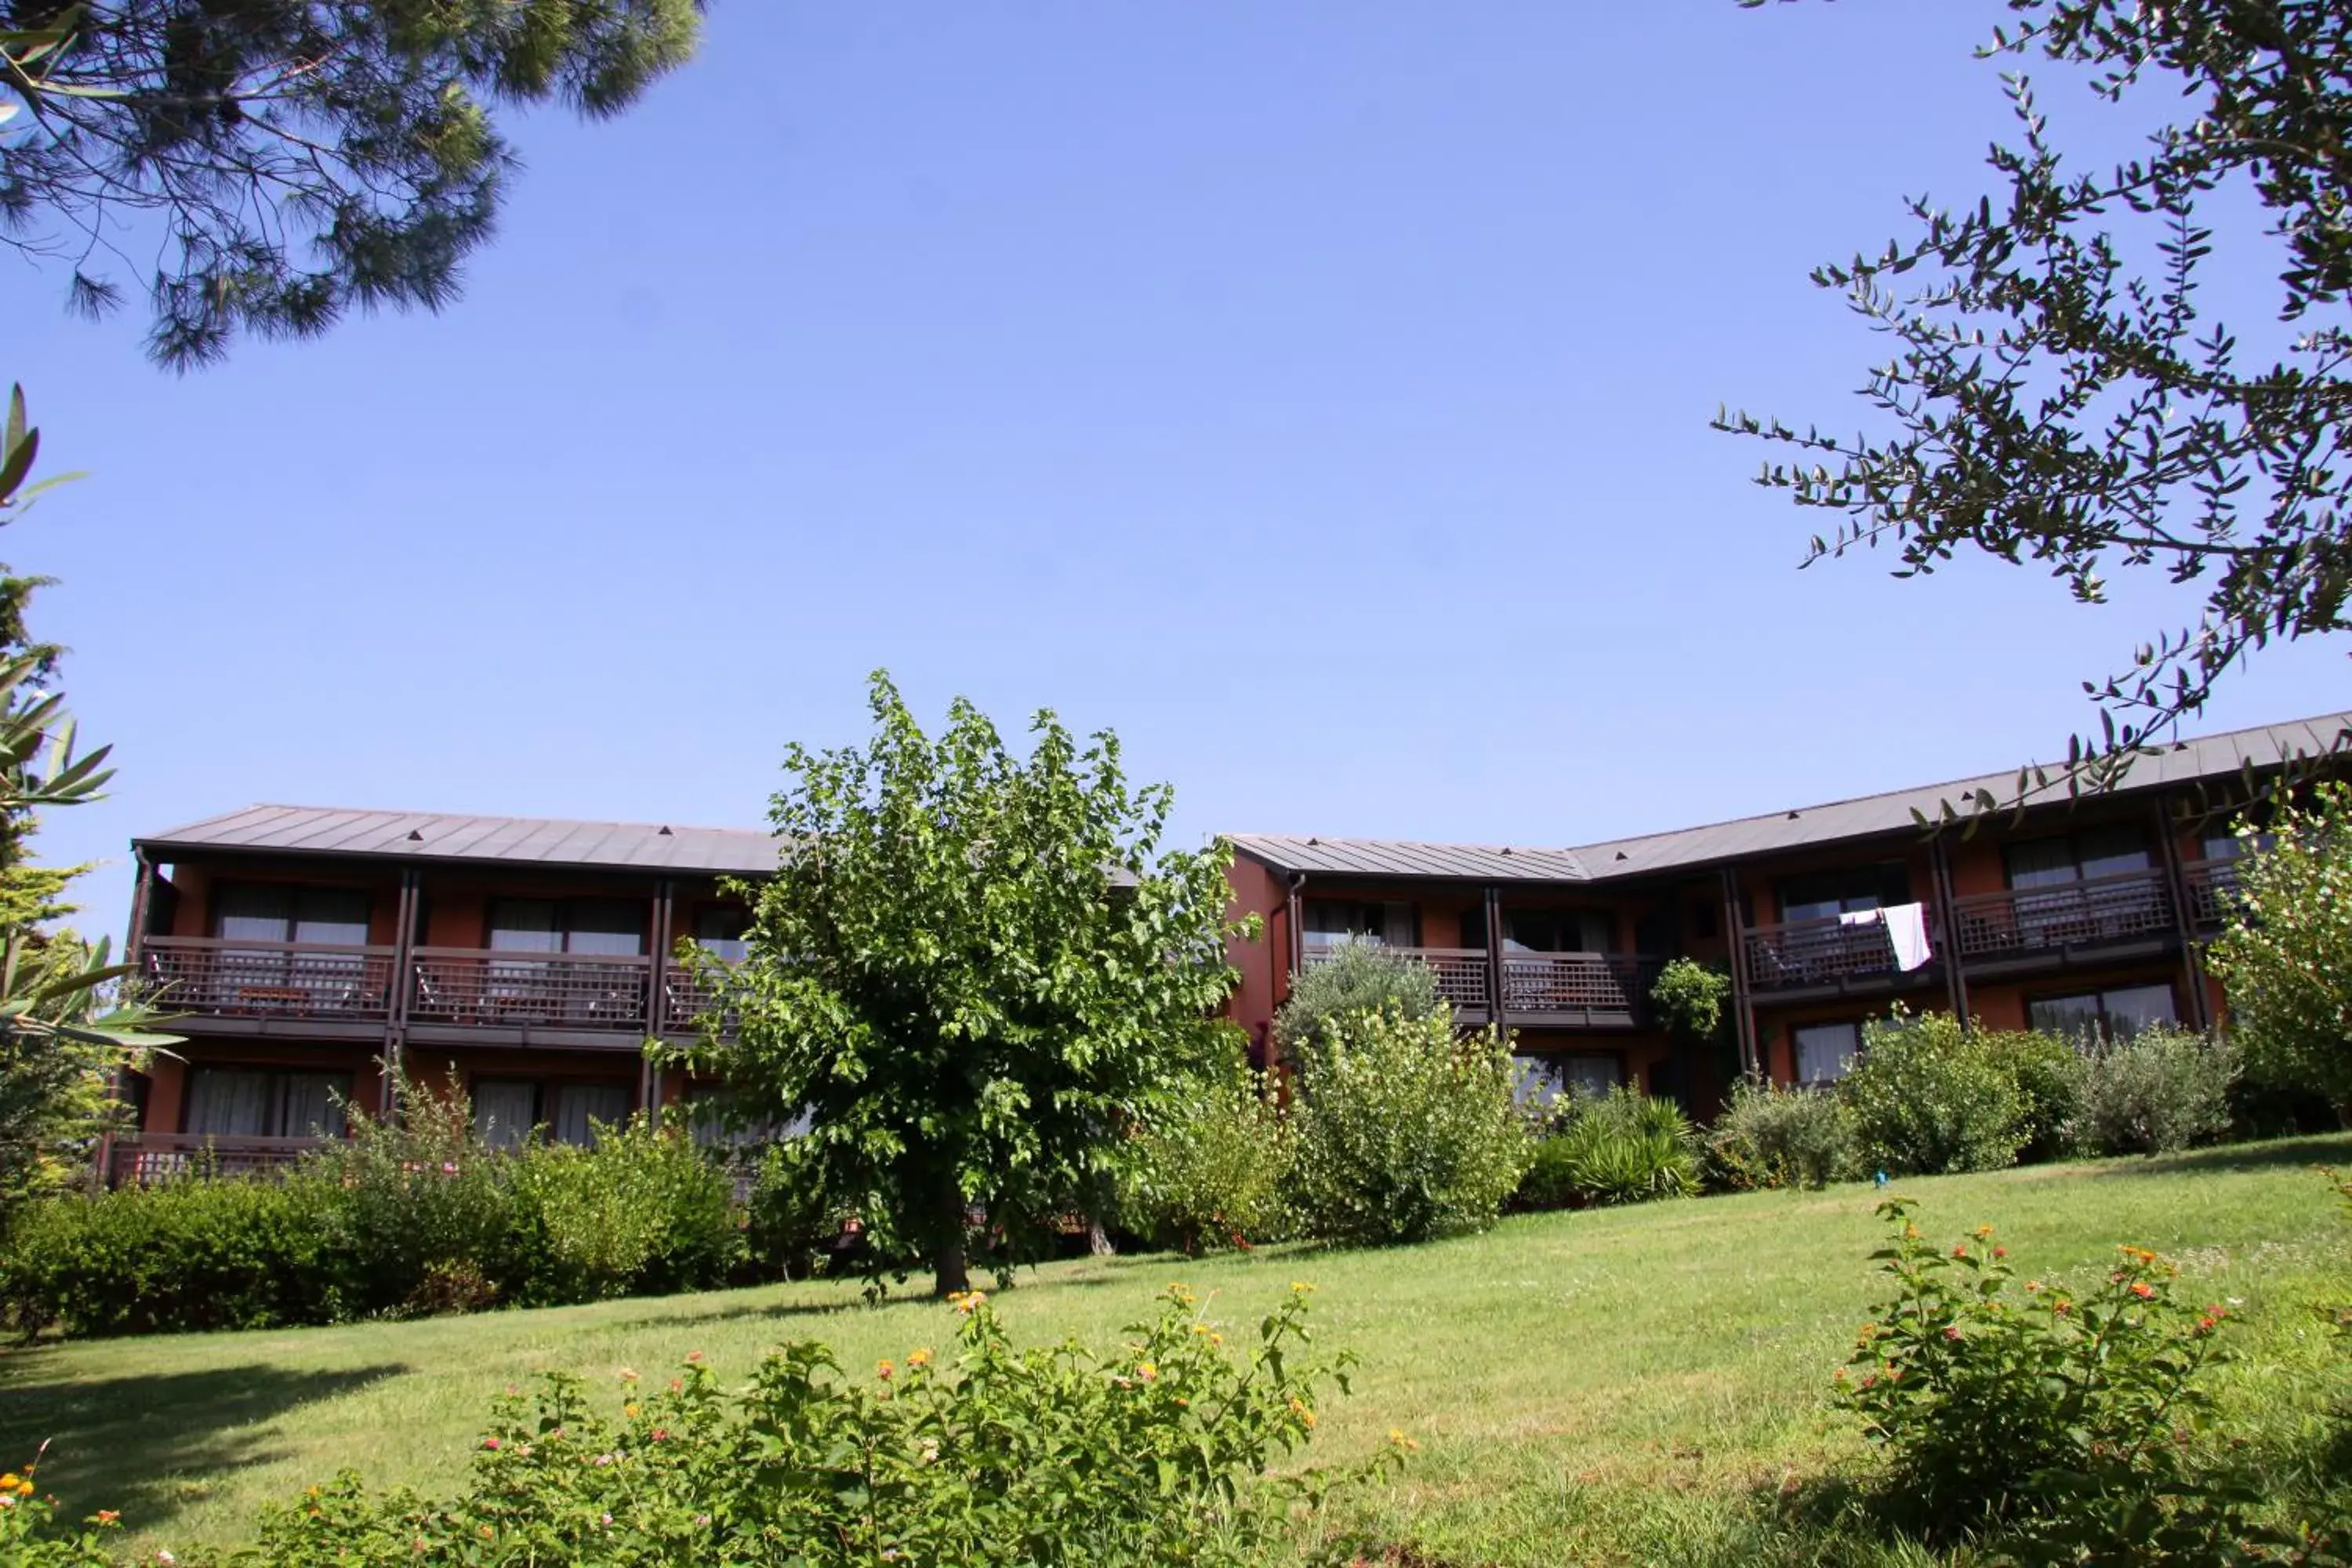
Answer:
[
  {"left": 2153, "top": 795, "right": 2214, "bottom": 1033},
  {"left": 383, "top": 867, "right": 419, "bottom": 1120},
  {"left": 645, "top": 880, "right": 674, "bottom": 1127},
  {"left": 1483, "top": 884, "right": 1506, "bottom": 1036},
  {"left": 1721, "top": 869, "right": 1758, "bottom": 1079},
  {"left": 1929, "top": 837, "right": 1971, "bottom": 1026}
]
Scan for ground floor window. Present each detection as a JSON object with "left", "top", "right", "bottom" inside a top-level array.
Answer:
[
  {"left": 1515, "top": 1052, "right": 1623, "bottom": 1107},
  {"left": 183, "top": 1067, "right": 351, "bottom": 1138},
  {"left": 470, "top": 1079, "right": 633, "bottom": 1151},
  {"left": 1792, "top": 1022, "right": 1861, "bottom": 1085},
  {"left": 2027, "top": 982, "right": 2177, "bottom": 1044},
  {"left": 681, "top": 1083, "right": 811, "bottom": 1149}
]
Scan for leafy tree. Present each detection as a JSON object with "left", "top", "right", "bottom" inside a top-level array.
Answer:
[
  {"left": 1272, "top": 939, "right": 1446, "bottom": 1067},
  {"left": 1723, "top": 1, "right": 2352, "bottom": 794},
  {"left": 0, "top": 2, "right": 701, "bottom": 368},
  {"left": 2205, "top": 782, "right": 2352, "bottom": 1120},
  {"left": 0, "top": 384, "right": 176, "bottom": 1237},
  {"left": 662, "top": 673, "right": 1253, "bottom": 1297}
]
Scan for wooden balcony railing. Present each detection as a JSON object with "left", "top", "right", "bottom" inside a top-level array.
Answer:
[
  {"left": 1951, "top": 868, "right": 2176, "bottom": 960},
  {"left": 1498, "top": 952, "right": 1654, "bottom": 1018},
  {"left": 1301, "top": 945, "right": 1490, "bottom": 1011},
  {"left": 1742, "top": 910, "right": 1933, "bottom": 992},
  {"left": 141, "top": 936, "right": 397, "bottom": 1023},
  {"left": 2182, "top": 858, "right": 2244, "bottom": 929},
  {"left": 107, "top": 1133, "right": 321, "bottom": 1185},
  {"left": 661, "top": 964, "right": 739, "bottom": 1040},
  {"left": 408, "top": 949, "right": 652, "bottom": 1032}
]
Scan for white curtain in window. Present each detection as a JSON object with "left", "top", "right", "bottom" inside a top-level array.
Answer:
[
  {"left": 1562, "top": 1054, "right": 1624, "bottom": 1097},
  {"left": 2101, "top": 984, "right": 2178, "bottom": 1039},
  {"left": 1794, "top": 1023, "right": 1860, "bottom": 1084},
  {"left": 473, "top": 1080, "right": 539, "bottom": 1152},
  {"left": 186, "top": 1069, "right": 272, "bottom": 1137},
  {"left": 278, "top": 1073, "right": 349, "bottom": 1138},
  {"left": 553, "top": 1083, "right": 630, "bottom": 1146}
]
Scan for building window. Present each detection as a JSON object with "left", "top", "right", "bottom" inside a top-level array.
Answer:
[
  {"left": 681, "top": 1083, "right": 810, "bottom": 1149},
  {"left": 2004, "top": 826, "right": 2151, "bottom": 887},
  {"left": 2027, "top": 983, "right": 2178, "bottom": 1044},
  {"left": 691, "top": 906, "right": 750, "bottom": 963},
  {"left": 1303, "top": 899, "right": 1416, "bottom": 949},
  {"left": 1792, "top": 1022, "right": 1861, "bottom": 1085},
  {"left": 470, "top": 1079, "right": 633, "bottom": 1151},
  {"left": 1778, "top": 864, "right": 1911, "bottom": 925},
  {"left": 215, "top": 884, "right": 371, "bottom": 945},
  {"left": 488, "top": 898, "right": 647, "bottom": 956},
  {"left": 183, "top": 1068, "right": 351, "bottom": 1138},
  {"left": 1512, "top": 1053, "right": 1623, "bottom": 1108},
  {"left": 1490, "top": 909, "right": 1613, "bottom": 954}
]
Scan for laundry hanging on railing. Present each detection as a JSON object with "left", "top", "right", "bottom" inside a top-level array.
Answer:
[{"left": 1840, "top": 902, "right": 1933, "bottom": 971}]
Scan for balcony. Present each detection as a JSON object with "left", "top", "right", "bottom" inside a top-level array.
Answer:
[
  {"left": 1300, "top": 945, "right": 1490, "bottom": 1013},
  {"left": 1297, "top": 946, "right": 1655, "bottom": 1029},
  {"left": 107, "top": 1132, "right": 320, "bottom": 1185},
  {"left": 1742, "top": 910, "right": 1938, "bottom": 995},
  {"left": 1950, "top": 868, "right": 2176, "bottom": 964},
  {"left": 2182, "top": 858, "right": 2243, "bottom": 930},
  {"left": 660, "top": 964, "right": 739, "bottom": 1040},
  {"left": 408, "top": 949, "right": 652, "bottom": 1038},
  {"left": 142, "top": 937, "right": 397, "bottom": 1029},
  {"left": 1499, "top": 952, "right": 1656, "bottom": 1027}
]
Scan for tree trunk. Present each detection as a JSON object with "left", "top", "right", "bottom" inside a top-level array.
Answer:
[
  {"left": 931, "top": 1180, "right": 971, "bottom": 1297},
  {"left": 1087, "top": 1214, "right": 1113, "bottom": 1257}
]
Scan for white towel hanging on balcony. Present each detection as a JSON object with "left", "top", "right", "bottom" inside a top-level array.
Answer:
[{"left": 1880, "top": 903, "right": 1933, "bottom": 971}]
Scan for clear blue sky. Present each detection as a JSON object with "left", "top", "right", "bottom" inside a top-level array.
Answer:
[{"left": 13, "top": 2, "right": 2346, "bottom": 945}]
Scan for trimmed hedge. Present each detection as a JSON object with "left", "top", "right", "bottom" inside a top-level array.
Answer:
[{"left": 0, "top": 1099, "right": 747, "bottom": 1338}]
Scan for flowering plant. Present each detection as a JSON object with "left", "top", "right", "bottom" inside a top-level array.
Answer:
[
  {"left": 239, "top": 1283, "right": 1400, "bottom": 1566},
  {"left": 1833, "top": 1199, "right": 2244, "bottom": 1556},
  {"left": 0, "top": 1460, "right": 120, "bottom": 1566}
]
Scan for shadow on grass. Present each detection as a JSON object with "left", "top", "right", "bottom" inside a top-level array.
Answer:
[
  {"left": 0, "top": 1359, "right": 405, "bottom": 1533},
  {"left": 2092, "top": 1134, "right": 2352, "bottom": 1179}
]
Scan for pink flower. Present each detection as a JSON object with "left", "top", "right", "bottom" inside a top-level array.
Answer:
[{"left": 481, "top": 1437, "right": 500, "bottom": 1450}]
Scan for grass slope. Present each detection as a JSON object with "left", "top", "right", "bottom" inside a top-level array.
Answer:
[{"left": 3, "top": 1136, "right": 2348, "bottom": 1565}]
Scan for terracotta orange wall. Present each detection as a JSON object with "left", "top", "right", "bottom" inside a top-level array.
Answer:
[{"left": 1222, "top": 855, "right": 1285, "bottom": 1058}]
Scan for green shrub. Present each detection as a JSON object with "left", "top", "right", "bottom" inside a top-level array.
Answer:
[
  {"left": 505, "top": 1118, "right": 740, "bottom": 1305},
  {"left": 0, "top": 1467, "right": 118, "bottom": 1567},
  {"left": 1273, "top": 942, "right": 1446, "bottom": 1065},
  {"left": 1838, "top": 1011, "right": 2027, "bottom": 1175},
  {"left": 1647, "top": 957, "right": 1730, "bottom": 1046},
  {"left": 1520, "top": 1087, "right": 1698, "bottom": 1208},
  {"left": 1287, "top": 1007, "right": 1530, "bottom": 1246},
  {"left": 1, "top": 1085, "right": 742, "bottom": 1338},
  {"left": 1121, "top": 1062, "right": 1293, "bottom": 1252},
  {"left": 0, "top": 1172, "right": 349, "bottom": 1336},
  {"left": 312, "top": 1085, "right": 528, "bottom": 1314},
  {"left": 1703, "top": 1077, "right": 1854, "bottom": 1191},
  {"left": 1977, "top": 1027, "right": 2087, "bottom": 1163},
  {"left": 1835, "top": 1200, "right": 2245, "bottom": 1557},
  {"left": 742, "top": 1140, "right": 849, "bottom": 1282},
  {"left": 233, "top": 1285, "right": 1399, "bottom": 1567},
  {"left": 2079, "top": 1025, "right": 2240, "bottom": 1156}
]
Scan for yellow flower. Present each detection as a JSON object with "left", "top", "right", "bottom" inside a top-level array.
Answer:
[
  {"left": 1138, "top": 1363, "right": 1157, "bottom": 1381},
  {"left": 906, "top": 1348, "right": 934, "bottom": 1368},
  {"left": 623, "top": 1403, "right": 641, "bottom": 1419},
  {"left": 877, "top": 1359, "right": 895, "bottom": 1381}
]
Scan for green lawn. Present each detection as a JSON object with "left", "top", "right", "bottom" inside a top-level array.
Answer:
[{"left": 5, "top": 1136, "right": 2350, "bottom": 1566}]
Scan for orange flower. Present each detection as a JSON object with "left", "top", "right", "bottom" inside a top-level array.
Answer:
[
  {"left": 2130, "top": 1281, "right": 2155, "bottom": 1300},
  {"left": 877, "top": 1360, "right": 895, "bottom": 1381},
  {"left": 906, "top": 1348, "right": 934, "bottom": 1368}
]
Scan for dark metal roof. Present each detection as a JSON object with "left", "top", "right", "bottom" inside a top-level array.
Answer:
[
  {"left": 136, "top": 804, "right": 779, "bottom": 875},
  {"left": 1221, "top": 833, "right": 1592, "bottom": 884},
  {"left": 1231, "top": 711, "right": 2352, "bottom": 885}
]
